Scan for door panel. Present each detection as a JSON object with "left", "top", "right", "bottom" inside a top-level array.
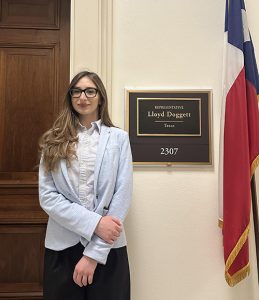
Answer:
[
  {"left": 0, "top": 46, "right": 56, "bottom": 172},
  {"left": 0, "top": 0, "right": 59, "bottom": 29},
  {"left": 0, "top": 225, "right": 45, "bottom": 292}
]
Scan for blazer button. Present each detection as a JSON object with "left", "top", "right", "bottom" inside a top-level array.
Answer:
[{"left": 96, "top": 194, "right": 98, "bottom": 199}]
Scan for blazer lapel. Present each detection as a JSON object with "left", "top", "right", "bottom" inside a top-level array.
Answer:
[
  {"left": 60, "top": 159, "right": 80, "bottom": 202},
  {"left": 94, "top": 125, "right": 111, "bottom": 200}
]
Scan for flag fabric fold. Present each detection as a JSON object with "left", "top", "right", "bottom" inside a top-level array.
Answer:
[{"left": 219, "top": 0, "right": 259, "bottom": 286}]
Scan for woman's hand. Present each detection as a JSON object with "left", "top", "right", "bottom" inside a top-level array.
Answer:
[
  {"left": 95, "top": 216, "right": 122, "bottom": 244},
  {"left": 73, "top": 256, "right": 97, "bottom": 287}
]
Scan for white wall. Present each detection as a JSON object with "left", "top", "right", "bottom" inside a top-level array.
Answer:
[{"left": 72, "top": 0, "right": 259, "bottom": 299}]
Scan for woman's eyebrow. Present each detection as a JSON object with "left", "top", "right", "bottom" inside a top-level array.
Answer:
[{"left": 73, "top": 86, "right": 96, "bottom": 89}]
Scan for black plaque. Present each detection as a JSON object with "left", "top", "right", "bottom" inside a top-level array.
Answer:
[{"left": 125, "top": 90, "right": 212, "bottom": 165}]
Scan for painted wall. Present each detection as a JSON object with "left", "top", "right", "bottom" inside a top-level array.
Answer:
[{"left": 72, "top": 0, "right": 259, "bottom": 299}]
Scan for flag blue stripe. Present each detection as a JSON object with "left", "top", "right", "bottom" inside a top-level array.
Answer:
[
  {"left": 226, "top": 0, "right": 259, "bottom": 94},
  {"left": 244, "top": 42, "right": 259, "bottom": 94},
  {"left": 227, "top": 0, "right": 244, "bottom": 51}
]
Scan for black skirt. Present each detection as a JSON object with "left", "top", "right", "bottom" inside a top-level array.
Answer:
[{"left": 43, "top": 243, "right": 130, "bottom": 300}]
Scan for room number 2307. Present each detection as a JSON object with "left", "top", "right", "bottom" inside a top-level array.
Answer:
[{"left": 160, "top": 147, "right": 179, "bottom": 156}]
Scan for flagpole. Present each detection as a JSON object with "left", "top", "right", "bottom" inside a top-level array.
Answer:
[{"left": 251, "top": 174, "right": 259, "bottom": 283}]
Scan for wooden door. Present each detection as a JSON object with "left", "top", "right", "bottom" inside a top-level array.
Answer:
[{"left": 0, "top": 1, "right": 70, "bottom": 299}]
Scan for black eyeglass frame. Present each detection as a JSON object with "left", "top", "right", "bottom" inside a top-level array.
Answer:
[{"left": 69, "top": 87, "right": 98, "bottom": 98}]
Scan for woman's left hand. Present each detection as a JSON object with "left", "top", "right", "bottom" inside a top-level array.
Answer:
[{"left": 73, "top": 256, "right": 97, "bottom": 287}]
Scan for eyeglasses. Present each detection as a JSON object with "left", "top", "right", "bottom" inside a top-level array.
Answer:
[{"left": 69, "top": 87, "right": 98, "bottom": 98}]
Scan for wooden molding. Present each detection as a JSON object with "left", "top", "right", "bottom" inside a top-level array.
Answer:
[{"left": 98, "top": 0, "right": 113, "bottom": 114}]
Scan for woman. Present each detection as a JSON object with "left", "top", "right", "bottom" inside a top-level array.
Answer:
[{"left": 39, "top": 71, "right": 133, "bottom": 300}]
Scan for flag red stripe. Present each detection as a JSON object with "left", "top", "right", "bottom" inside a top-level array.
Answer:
[
  {"left": 246, "top": 80, "right": 259, "bottom": 166},
  {"left": 223, "top": 68, "right": 251, "bottom": 274}
]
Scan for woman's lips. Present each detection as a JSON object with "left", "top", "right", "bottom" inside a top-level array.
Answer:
[{"left": 78, "top": 103, "right": 90, "bottom": 108}]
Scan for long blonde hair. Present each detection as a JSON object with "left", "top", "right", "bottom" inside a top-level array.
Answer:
[{"left": 39, "top": 71, "right": 114, "bottom": 172}]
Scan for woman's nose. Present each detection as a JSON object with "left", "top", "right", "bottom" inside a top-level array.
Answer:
[{"left": 79, "top": 91, "right": 87, "bottom": 100}]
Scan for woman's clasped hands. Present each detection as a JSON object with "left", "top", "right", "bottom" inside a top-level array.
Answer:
[{"left": 73, "top": 216, "right": 122, "bottom": 287}]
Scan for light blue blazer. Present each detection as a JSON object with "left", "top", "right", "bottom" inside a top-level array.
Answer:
[{"left": 39, "top": 124, "right": 133, "bottom": 264}]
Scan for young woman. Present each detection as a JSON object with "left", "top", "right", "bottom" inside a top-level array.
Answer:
[{"left": 39, "top": 71, "right": 133, "bottom": 300}]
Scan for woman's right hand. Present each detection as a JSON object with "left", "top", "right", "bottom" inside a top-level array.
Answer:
[{"left": 94, "top": 216, "right": 122, "bottom": 244}]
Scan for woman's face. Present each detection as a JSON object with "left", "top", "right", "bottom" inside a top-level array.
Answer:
[{"left": 71, "top": 76, "right": 101, "bottom": 122}]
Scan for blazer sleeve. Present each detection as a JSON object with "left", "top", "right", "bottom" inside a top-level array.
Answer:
[
  {"left": 82, "top": 132, "right": 133, "bottom": 264},
  {"left": 39, "top": 160, "right": 102, "bottom": 242}
]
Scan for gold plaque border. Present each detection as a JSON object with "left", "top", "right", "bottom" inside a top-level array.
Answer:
[{"left": 125, "top": 89, "right": 212, "bottom": 166}]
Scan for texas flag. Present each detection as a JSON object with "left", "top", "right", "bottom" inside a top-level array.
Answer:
[{"left": 219, "top": 0, "right": 259, "bottom": 286}]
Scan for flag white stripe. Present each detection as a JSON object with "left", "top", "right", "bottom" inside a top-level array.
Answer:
[{"left": 242, "top": 9, "right": 250, "bottom": 43}]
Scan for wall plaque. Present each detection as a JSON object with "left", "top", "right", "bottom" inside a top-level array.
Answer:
[{"left": 125, "top": 89, "right": 212, "bottom": 165}]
